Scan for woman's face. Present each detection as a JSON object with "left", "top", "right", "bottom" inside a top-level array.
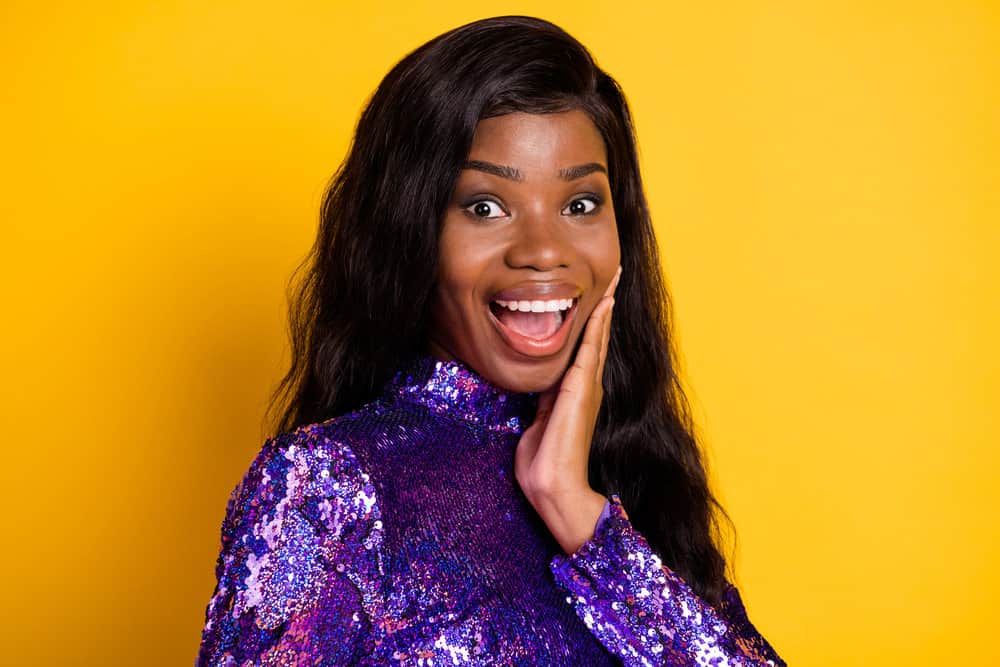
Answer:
[{"left": 428, "top": 109, "right": 621, "bottom": 393}]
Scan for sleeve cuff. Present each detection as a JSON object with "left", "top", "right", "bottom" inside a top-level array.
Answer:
[
  {"left": 596, "top": 496, "right": 614, "bottom": 533},
  {"left": 552, "top": 492, "right": 629, "bottom": 569}
]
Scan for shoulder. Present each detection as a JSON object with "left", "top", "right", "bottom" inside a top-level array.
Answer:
[
  {"left": 299, "top": 396, "right": 450, "bottom": 463},
  {"left": 228, "top": 418, "right": 381, "bottom": 538},
  {"left": 229, "top": 419, "right": 375, "bottom": 520},
  {"left": 218, "top": 419, "right": 383, "bottom": 622},
  {"left": 199, "top": 419, "right": 387, "bottom": 659}
]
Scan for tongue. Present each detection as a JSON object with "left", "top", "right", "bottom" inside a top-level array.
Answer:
[{"left": 497, "top": 309, "right": 562, "bottom": 339}]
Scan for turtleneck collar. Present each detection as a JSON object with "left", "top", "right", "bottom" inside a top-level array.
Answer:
[{"left": 380, "top": 355, "right": 538, "bottom": 435}]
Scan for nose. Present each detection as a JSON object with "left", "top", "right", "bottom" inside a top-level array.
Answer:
[{"left": 504, "top": 208, "right": 574, "bottom": 271}]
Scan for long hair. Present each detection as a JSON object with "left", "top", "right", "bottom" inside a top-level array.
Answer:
[{"left": 266, "top": 15, "right": 732, "bottom": 605}]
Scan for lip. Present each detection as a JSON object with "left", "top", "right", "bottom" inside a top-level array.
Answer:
[
  {"left": 487, "top": 298, "right": 579, "bottom": 358},
  {"left": 491, "top": 280, "right": 582, "bottom": 302}
]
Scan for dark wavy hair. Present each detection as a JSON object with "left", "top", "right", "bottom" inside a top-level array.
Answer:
[{"left": 265, "top": 15, "right": 732, "bottom": 605}]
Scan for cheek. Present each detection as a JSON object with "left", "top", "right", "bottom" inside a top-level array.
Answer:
[
  {"left": 580, "top": 218, "right": 621, "bottom": 271},
  {"left": 436, "top": 221, "right": 497, "bottom": 306},
  {"left": 433, "top": 240, "right": 483, "bottom": 321},
  {"left": 605, "top": 222, "right": 622, "bottom": 265},
  {"left": 432, "top": 275, "right": 473, "bottom": 321}
]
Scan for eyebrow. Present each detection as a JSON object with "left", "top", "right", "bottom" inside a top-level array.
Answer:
[
  {"left": 461, "top": 160, "right": 608, "bottom": 182},
  {"left": 463, "top": 160, "right": 523, "bottom": 182},
  {"left": 558, "top": 163, "right": 607, "bottom": 180}
]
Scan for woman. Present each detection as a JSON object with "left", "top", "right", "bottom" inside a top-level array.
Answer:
[{"left": 197, "top": 15, "right": 785, "bottom": 666}]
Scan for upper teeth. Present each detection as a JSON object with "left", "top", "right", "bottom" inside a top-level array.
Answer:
[{"left": 494, "top": 298, "right": 575, "bottom": 313}]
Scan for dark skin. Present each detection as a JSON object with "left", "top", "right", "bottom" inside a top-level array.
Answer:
[{"left": 429, "top": 110, "right": 622, "bottom": 554}]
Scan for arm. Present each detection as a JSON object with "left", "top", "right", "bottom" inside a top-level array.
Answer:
[
  {"left": 550, "top": 495, "right": 785, "bottom": 667},
  {"left": 197, "top": 426, "right": 383, "bottom": 666}
]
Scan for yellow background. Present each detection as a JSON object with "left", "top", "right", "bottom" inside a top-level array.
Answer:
[{"left": 3, "top": 1, "right": 996, "bottom": 664}]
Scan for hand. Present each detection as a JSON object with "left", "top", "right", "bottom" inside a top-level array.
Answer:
[{"left": 514, "top": 265, "right": 621, "bottom": 554}]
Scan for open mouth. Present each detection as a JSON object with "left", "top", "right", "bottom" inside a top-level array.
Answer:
[{"left": 487, "top": 297, "right": 579, "bottom": 355}]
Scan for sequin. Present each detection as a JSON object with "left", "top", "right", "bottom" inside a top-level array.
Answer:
[
  {"left": 551, "top": 495, "right": 784, "bottom": 666},
  {"left": 197, "top": 355, "right": 784, "bottom": 666}
]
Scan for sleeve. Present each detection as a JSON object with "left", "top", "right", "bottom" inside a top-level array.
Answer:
[
  {"left": 549, "top": 494, "right": 785, "bottom": 667},
  {"left": 196, "top": 426, "right": 384, "bottom": 666}
]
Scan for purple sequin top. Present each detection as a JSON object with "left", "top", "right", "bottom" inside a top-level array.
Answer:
[{"left": 197, "top": 356, "right": 785, "bottom": 666}]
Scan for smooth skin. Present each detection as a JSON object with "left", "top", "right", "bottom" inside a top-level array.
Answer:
[{"left": 429, "top": 110, "right": 622, "bottom": 554}]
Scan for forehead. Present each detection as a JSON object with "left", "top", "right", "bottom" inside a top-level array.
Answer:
[{"left": 467, "top": 110, "right": 607, "bottom": 170}]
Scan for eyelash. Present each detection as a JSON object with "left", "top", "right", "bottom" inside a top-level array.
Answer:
[{"left": 461, "top": 195, "right": 604, "bottom": 219}]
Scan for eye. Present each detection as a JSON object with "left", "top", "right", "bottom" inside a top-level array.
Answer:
[
  {"left": 465, "top": 199, "right": 507, "bottom": 219},
  {"left": 562, "top": 196, "right": 601, "bottom": 216}
]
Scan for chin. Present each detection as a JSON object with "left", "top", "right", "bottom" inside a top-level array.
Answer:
[{"left": 485, "top": 355, "right": 570, "bottom": 394}]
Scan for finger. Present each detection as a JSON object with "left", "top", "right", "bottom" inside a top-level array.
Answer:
[
  {"left": 574, "top": 297, "right": 611, "bottom": 372},
  {"left": 571, "top": 337, "right": 601, "bottom": 383},
  {"left": 594, "top": 267, "right": 621, "bottom": 380},
  {"left": 566, "top": 267, "right": 622, "bottom": 392},
  {"left": 571, "top": 267, "right": 618, "bottom": 379},
  {"left": 597, "top": 294, "right": 614, "bottom": 381},
  {"left": 603, "top": 265, "right": 622, "bottom": 299}
]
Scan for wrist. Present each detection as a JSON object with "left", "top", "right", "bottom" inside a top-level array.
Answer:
[{"left": 530, "top": 486, "right": 607, "bottom": 555}]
